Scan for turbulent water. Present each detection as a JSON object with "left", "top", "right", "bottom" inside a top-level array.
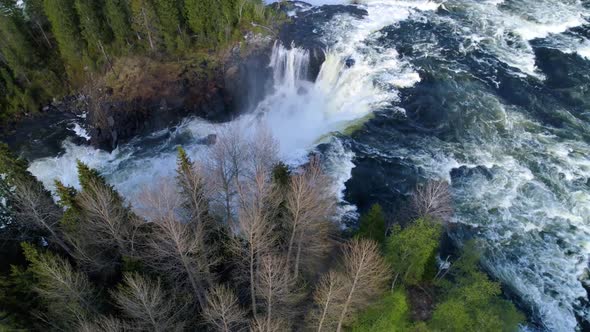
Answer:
[{"left": 24, "top": 0, "right": 590, "bottom": 330}]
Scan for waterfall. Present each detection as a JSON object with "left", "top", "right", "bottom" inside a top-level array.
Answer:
[{"left": 269, "top": 41, "right": 310, "bottom": 90}]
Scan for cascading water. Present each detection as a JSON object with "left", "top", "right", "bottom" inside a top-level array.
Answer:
[{"left": 23, "top": 0, "right": 590, "bottom": 330}]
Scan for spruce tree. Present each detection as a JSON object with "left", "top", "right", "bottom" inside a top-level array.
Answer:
[
  {"left": 356, "top": 204, "right": 386, "bottom": 245},
  {"left": 104, "top": 0, "right": 131, "bottom": 51},
  {"left": 74, "top": 0, "right": 112, "bottom": 67},
  {"left": 0, "top": 10, "right": 36, "bottom": 84},
  {"left": 23, "top": 0, "right": 54, "bottom": 48},
  {"left": 43, "top": 0, "right": 85, "bottom": 81},
  {"left": 152, "top": 0, "right": 184, "bottom": 52},
  {"left": 129, "top": 0, "right": 161, "bottom": 52}
]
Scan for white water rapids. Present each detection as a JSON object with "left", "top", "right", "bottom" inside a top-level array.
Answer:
[{"left": 27, "top": 0, "right": 590, "bottom": 330}]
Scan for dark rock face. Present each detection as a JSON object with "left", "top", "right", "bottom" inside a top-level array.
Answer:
[
  {"left": 277, "top": 2, "right": 367, "bottom": 80},
  {"left": 87, "top": 84, "right": 228, "bottom": 151},
  {"left": 87, "top": 40, "right": 273, "bottom": 151},
  {"left": 224, "top": 38, "right": 274, "bottom": 114}
]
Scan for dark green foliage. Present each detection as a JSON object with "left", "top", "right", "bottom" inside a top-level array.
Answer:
[
  {"left": 0, "top": 264, "right": 38, "bottom": 330},
  {"left": 152, "top": 0, "right": 185, "bottom": 52},
  {"left": 43, "top": 0, "right": 85, "bottom": 81},
  {"left": 76, "top": 159, "right": 122, "bottom": 204},
  {"left": 20, "top": 243, "right": 100, "bottom": 329},
  {"left": 356, "top": 204, "right": 386, "bottom": 245},
  {"left": 0, "top": 6, "right": 64, "bottom": 119},
  {"left": 129, "top": 0, "right": 162, "bottom": 52},
  {"left": 0, "top": 0, "right": 276, "bottom": 123},
  {"left": 104, "top": 0, "right": 131, "bottom": 51},
  {"left": 386, "top": 218, "right": 442, "bottom": 286},
  {"left": 74, "top": 0, "right": 111, "bottom": 66},
  {"left": 430, "top": 243, "right": 524, "bottom": 332},
  {"left": 272, "top": 161, "right": 291, "bottom": 187}
]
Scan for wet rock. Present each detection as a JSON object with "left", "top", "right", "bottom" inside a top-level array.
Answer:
[
  {"left": 278, "top": 2, "right": 368, "bottom": 80},
  {"left": 199, "top": 134, "right": 217, "bottom": 145},
  {"left": 345, "top": 57, "right": 355, "bottom": 68}
]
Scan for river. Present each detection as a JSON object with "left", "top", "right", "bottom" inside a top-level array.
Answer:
[{"left": 23, "top": 0, "right": 590, "bottom": 330}]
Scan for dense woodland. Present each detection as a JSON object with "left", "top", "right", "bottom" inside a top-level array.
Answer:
[
  {"left": 0, "top": 0, "right": 275, "bottom": 124},
  {"left": 0, "top": 125, "right": 524, "bottom": 331}
]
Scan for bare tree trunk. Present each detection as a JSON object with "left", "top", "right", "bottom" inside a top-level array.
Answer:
[
  {"left": 98, "top": 40, "right": 116, "bottom": 77},
  {"left": 141, "top": 7, "right": 154, "bottom": 51},
  {"left": 35, "top": 21, "right": 52, "bottom": 48},
  {"left": 294, "top": 233, "right": 304, "bottom": 278},
  {"left": 336, "top": 268, "right": 360, "bottom": 332},
  {"left": 250, "top": 243, "right": 257, "bottom": 317}
]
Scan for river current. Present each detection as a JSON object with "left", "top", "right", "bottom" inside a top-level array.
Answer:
[{"left": 23, "top": 0, "right": 590, "bottom": 330}]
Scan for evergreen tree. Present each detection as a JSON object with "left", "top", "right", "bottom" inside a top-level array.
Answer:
[
  {"left": 43, "top": 0, "right": 85, "bottom": 81},
  {"left": 0, "top": 9, "right": 36, "bottom": 84},
  {"left": 76, "top": 160, "right": 120, "bottom": 202},
  {"left": 23, "top": 0, "right": 54, "bottom": 48},
  {"left": 129, "top": 0, "right": 161, "bottom": 52},
  {"left": 356, "top": 204, "right": 386, "bottom": 245},
  {"left": 0, "top": 67, "right": 35, "bottom": 120},
  {"left": 20, "top": 243, "right": 100, "bottom": 329},
  {"left": 0, "top": 9, "right": 64, "bottom": 107},
  {"left": 104, "top": 0, "right": 131, "bottom": 51},
  {"left": 0, "top": 143, "right": 46, "bottom": 228},
  {"left": 74, "top": 0, "right": 112, "bottom": 67},
  {"left": 152, "top": 0, "right": 184, "bottom": 52},
  {"left": 183, "top": 0, "right": 206, "bottom": 40}
]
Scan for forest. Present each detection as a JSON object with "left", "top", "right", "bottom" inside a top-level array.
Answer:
[
  {"left": 0, "top": 0, "right": 274, "bottom": 124},
  {"left": 0, "top": 125, "right": 524, "bottom": 331}
]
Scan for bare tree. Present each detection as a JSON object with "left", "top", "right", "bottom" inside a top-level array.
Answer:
[
  {"left": 11, "top": 178, "right": 71, "bottom": 254},
  {"left": 25, "top": 245, "right": 100, "bottom": 329},
  {"left": 250, "top": 316, "right": 288, "bottom": 332},
  {"left": 112, "top": 273, "right": 185, "bottom": 331},
  {"left": 310, "top": 271, "right": 346, "bottom": 332},
  {"left": 233, "top": 179, "right": 276, "bottom": 317},
  {"left": 176, "top": 149, "right": 210, "bottom": 224},
  {"left": 255, "top": 254, "right": 301, "bottom": 331},
  {"left": 205, "top": 124, "right": 248, "bottom": 224},
  {"left": 205, "top": 124, "right": 279, "bottom": 225},
  {"left": 309, "top": 239, "right": 390, "bottom": 332},
  {"left": 202, "top": 285, "right": 248, "bottom": 332},
  {"left": 335, "top": 239, "right": 390, "bottom": 332},
  {"left": 77, "top": 316, "right": 127, "bottom": 332},
  {"left": 136, "top": 176, "right": 182, "bottom": 222},
  {"left": 77, "top": 180, "right": 135, "bottom": 255},
  {"left": 284, "top": 157, "right": 336, "bottom": 279},
  {"left": 144, "top": 215, "right": 213, "bottom": 311},
  {"left": 410, "top": 180, "right": 453, "bottom": 222}
]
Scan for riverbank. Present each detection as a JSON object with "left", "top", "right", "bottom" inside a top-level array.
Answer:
[{"left": 1, "top": 32, "right": 275, "bottom": 152}]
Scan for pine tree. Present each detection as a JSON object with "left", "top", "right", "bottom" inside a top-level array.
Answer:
[
  {"left": 74, "top": 0, "right": 112, "bottom": 67},
  {"left": 104, "top": 0, "right": 131, "bottom": 51},
  {"left": 43, "top": 0, "right": 85, "bottom": 81},
  {"left": 23, "top": 0, "right": 54, "bottom": 48},
  {"left": 129, "top": 0, "right": 161, "bottom": 52},
  {"left": 356, "top": 204, "right": 386, "bottom": 245},
  {"left": 152, "top": 0, "right": 184, "bottom": 52},
  {"left": 183, "top": 0, "right": 205, "bottom": 40},
  {"left": 0, "top": 9, "right": 36, "bottom": 84},
  {"left": 76, "top": 160, "right": 120, "bottom": 201},
  {"left": 21, "top": 243, "right": 100, "bottom": 328}
]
